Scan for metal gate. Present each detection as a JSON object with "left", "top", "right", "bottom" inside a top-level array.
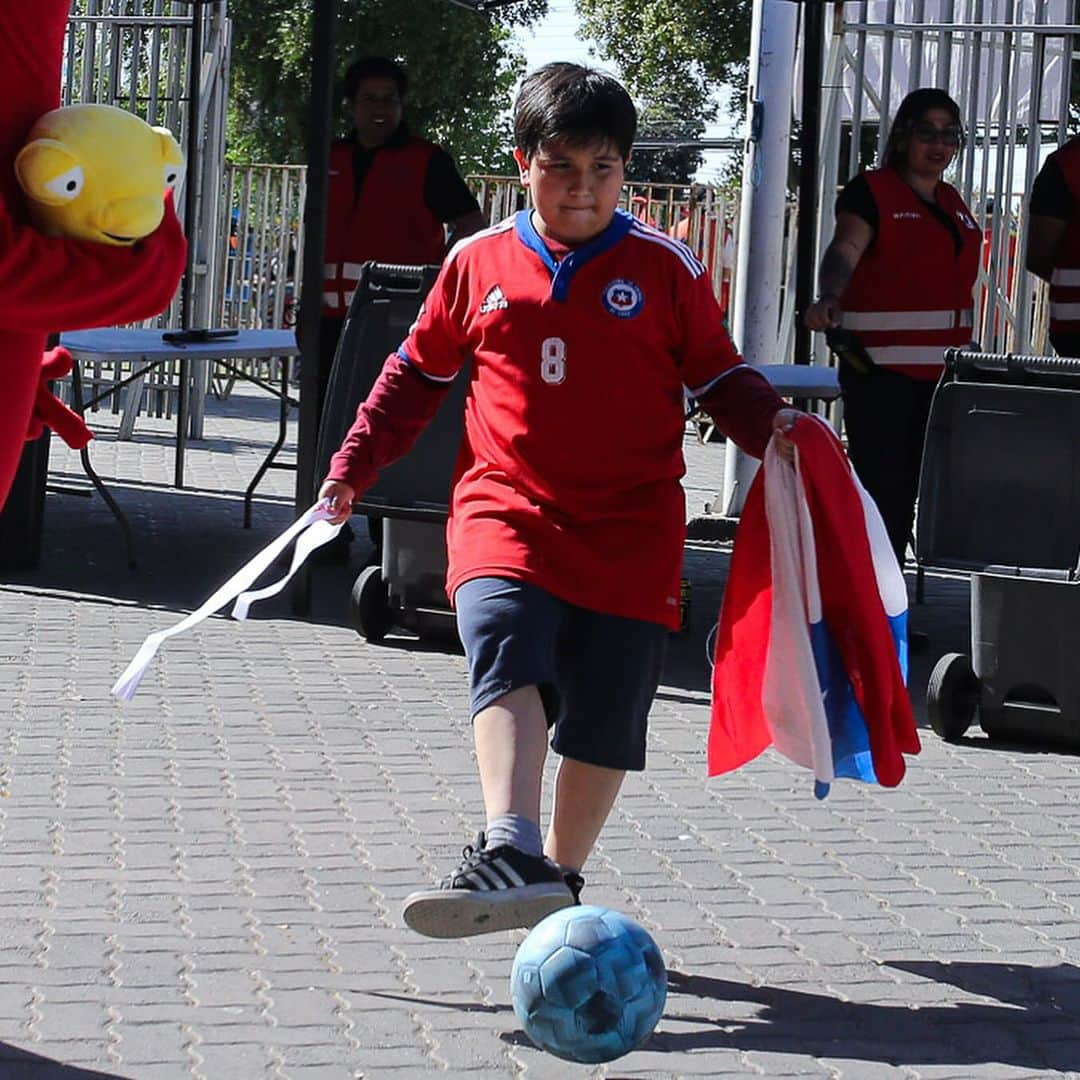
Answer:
[
  {"left": 811, "top": 0, "right": 1077, "bottom": 358},
  {"left": 64, "top": 0, "right": 232, "bottom": 331}
]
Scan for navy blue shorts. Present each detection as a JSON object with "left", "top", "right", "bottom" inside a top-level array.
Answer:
[{"left": 454, "top": 577, "right": 668, "bottom": 771}]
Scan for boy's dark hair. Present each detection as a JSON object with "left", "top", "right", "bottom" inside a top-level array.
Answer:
[
  {"left": 342, "top": 56, "right": 408, "bottom": 103},
  {"left": 883, "top": 87, "right": 964, "bottom": 168},
  {"left": 513, "top": 62, "right": 637, "bottom": 161}
]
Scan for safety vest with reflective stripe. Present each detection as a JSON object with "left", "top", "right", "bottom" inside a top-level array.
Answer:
[
  {"left": 840, "top": 167, "right": 982, "bottom": 381},
  {"left": 322, "top": 137, "right": 446, "bottom": 317},
  {"left": 1045, "top": 138, "right": 1080, "bottom": 337}
]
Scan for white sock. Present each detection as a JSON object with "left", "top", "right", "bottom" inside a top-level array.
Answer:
[{"left": 485, "top": 813, "right": 542, "bottom": 856}]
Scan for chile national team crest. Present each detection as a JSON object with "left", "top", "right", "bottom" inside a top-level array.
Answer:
[{"left": 602, "top": 278, "right": 644, "bottom": 319}]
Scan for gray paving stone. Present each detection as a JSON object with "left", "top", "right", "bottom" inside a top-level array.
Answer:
[{"left": 2, "top": 389, "right": 1080, "bottom": 1076}]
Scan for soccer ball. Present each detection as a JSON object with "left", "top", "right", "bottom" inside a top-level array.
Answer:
[{"left": 510, "top": 905, "right": 667, "bottom": 1063}]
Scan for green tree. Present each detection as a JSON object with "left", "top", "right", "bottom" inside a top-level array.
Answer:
[
  {"left": 576, "top": 0, "right": 751, "bottom": 113},
  {"left": 226, "top": 1, "right": 547, "bottom": 169}
]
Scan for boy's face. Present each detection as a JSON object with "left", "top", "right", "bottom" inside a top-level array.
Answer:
[
  {"left": 513, "top": 138, "right": 626, "bottom": 245},
  {"left": 349, "top": 76, "right": 403, "bottom": 150}
]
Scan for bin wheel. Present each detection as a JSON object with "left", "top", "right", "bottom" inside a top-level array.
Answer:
[
  {"left": 927, "top": 652, "right": 979, "bottom": 742},
  {"left": 350, "top": 565, "right": 393, "bottom": 642}
]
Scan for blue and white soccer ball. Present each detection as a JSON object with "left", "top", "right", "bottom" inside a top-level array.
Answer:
[{"left": 510, "top": 905, "right": 667, "bottom": 1063}]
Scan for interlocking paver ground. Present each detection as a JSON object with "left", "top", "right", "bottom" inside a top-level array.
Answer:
[{"left": 0, "top": 385, "right": 1078, "bottom": 1078}]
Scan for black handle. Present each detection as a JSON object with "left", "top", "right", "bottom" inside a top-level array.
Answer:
[
  {"left": 162, "top": 328, "right": 240, "bottom": 344},
  {"left": 364, "top": 262, "right": 440, "bottom": 295},
  {"left": 944, "top": 347, "right": 1080, "bottom": 378}
]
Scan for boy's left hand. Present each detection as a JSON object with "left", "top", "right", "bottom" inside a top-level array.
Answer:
[{"left": 771, "top": 408, "right": 802, "bottom": 462}]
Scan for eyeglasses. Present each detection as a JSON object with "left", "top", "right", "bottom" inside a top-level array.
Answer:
[
  {"left": 354, "top": 93, "right": 402, "bottom": 107},
  {"left": 911, "top": 123, "right": 962, "bottom": 147}
]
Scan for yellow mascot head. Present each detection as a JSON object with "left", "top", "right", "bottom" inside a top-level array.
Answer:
[{"left": 15, "top": 103, "right": 184, "bottom": 246}]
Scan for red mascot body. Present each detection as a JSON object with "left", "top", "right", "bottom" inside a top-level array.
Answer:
[{"left": 0, "top": 2, "right": 187, "bottom": 513}]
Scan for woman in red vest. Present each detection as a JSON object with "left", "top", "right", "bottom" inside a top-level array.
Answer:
[{"left": 805, "top": 88, "right": 981, "bottom": 576}]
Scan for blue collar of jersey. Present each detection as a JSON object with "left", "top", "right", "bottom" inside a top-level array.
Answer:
[{"left": 514, "top": 208, "right": 635, "bottom": 301}]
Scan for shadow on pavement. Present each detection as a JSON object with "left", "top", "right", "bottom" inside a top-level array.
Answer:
[
  {"left": 8, "top": 475, "right": 734, "bottom": 682},
  {"left": 657, "top": 560, "right": 970, "bottom": 713},
  {"left": 7, "top": 453, "right": 972, "bottom": 710},
  {"left": 887, "top": 959, "right": 1080, "bottom": 1009},
  {"left": 357, "top": 988, "right": 505, "bottom": 1013},
  {"left": 0, "top": 1042, "right": 129, "bottom": 1079},
  {"left": 3, "top": 475, "right": 364, "bottom": 633},
  {"left": 949, "top": 731, "right": 1080, "bottom": 757},
  {"left": 649, "top": 966, "right": 1079, "bottom": 1069},
  {"left": 403, "top": 957, "right": 1077, "bottom": 1071}
]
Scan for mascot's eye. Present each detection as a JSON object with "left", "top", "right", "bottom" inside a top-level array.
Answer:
[
  {"left": 44, "top": 165, "right": 85, "bottom": 202},
  {"left": 163, "top": 164, "right": 181, "bottom": 189}
]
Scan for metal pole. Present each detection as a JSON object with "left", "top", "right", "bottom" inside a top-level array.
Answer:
[
  {"left": 849, "top": 1, "right": 869, "bottom": 180},
  {"left": 1014, "top": 6, "right": 1051, "bottom": 354},
  {"left": 794, "top": 0, "right": 825, "bottom": 367},
  {"left": 814, "top": 4, "right": 848, "bottom": 367},
  {"left": 292, "top": 0, "right": 338, "bottom": 614},
  {"left": 875, "top": 0, "right": 897, "bottom": 165},
  {"left": 720, "top": 0, "right": 798, "bottom": 516},
  {"left": 174, "top": 0, "right": 207, "bottom": 488}
]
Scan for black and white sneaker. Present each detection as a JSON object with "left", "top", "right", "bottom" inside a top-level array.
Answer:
[
  {"left": 402, "top": 833, "right": 575, "bottom": 939},
  {"left": 563, "top": 869, "right": 585, "bottom": 904}
]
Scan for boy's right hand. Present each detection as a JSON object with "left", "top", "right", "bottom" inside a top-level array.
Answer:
[{"left": 318, "top": 480, "right": 355, "bottom": 524}]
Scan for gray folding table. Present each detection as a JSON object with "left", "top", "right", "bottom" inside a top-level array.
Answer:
[{"left": 58, "top": 328, "right": 301, "bottom": 565}]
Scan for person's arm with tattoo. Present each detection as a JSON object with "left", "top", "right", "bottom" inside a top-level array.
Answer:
[{"left": 804, "top": 211, "right": 875, "bottom": 330}]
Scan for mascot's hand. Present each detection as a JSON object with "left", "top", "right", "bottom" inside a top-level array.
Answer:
[
  {"left": 15, "top": 103, "right": 184, "bottom": 246},
  {"left": 26, "top": 348, "right": 93, "bottom": 450},
  {"left": 145, "top": 188, "right": 186, "bottom": 258},
  {"left": 129, "top": 187, "right": 189, "bottom": 309}
]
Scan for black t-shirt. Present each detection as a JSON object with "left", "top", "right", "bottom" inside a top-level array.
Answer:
[
  {"left": 350, "top": 125, "right": 480, "bottom": 223},
  {"left": 835, "top": 171, "right": 963, "bottom": 255},
  {"left": 1030, "top": 156, "right": 1073, "bottom": 220}
]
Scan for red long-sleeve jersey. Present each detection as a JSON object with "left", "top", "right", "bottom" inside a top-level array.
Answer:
[{"left": 328, "top": 209, "right": 784, "bottom": 628}]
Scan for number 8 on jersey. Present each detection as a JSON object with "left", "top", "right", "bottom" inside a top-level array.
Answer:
[{"left": 541, "top": 336, "right": 566, "bottom": 385}]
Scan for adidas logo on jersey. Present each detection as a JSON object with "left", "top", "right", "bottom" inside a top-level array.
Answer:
[{"left": 479, "top": 284, "right": 508, "bottom": 313}]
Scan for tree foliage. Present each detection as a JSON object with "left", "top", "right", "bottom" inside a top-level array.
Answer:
[
  {"left": 574, "top": 0, "right": 751, "bottom": 186},
  {"left": 226, "top": 0, "right": 547, "bottom": 170},
  {"left": 576, "top": 0, "right": 751, "bottom": 111}
]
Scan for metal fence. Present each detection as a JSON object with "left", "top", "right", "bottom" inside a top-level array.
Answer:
[
  {"left": 59, "top": 3, "right": 1079, "bottom": 425},
  {"left": 58, "top": 8, "right": 738, "bottom": 391},
  {"left": 62, "top": 1, "right": 233, "bottom": 423},
  {"left": 205, "top": 172, "right": 740, "bottom": 336},
  {"left": 204, "top": 164, "right": 307, "bottom": 390},
  {"left": 213, "top": 164, "right": 306, "bottom": 331},
  {"left": 65, "top": 0, "right": 231, "bottom": 329},
  {"left": 811, "top": 0, "right": 1077, "bottom": 359},
  {"left": 470, "top": 175, "right": 738, "bottom": 308}
]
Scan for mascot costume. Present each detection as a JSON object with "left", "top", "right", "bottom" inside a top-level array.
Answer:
[{"left": 0, "top": 2, "right": 187, "bottom": 515}]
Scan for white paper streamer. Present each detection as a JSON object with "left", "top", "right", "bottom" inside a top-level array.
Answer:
[
  {"left": 111, "top": 502, "right": 343, "bottom": 702},
  {"left": 231, "top": 517, "right": 341, "bottom": 620}
]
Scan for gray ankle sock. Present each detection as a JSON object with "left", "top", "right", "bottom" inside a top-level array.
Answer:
[{"left": 485, "top": 813, "right": 543, "bottom": 857}]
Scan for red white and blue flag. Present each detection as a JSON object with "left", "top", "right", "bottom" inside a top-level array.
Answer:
[{"left": 709, "top": 415, "right": 919, "bottom": 796}]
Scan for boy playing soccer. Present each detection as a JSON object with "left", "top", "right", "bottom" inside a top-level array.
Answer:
[{"left": 319, "top": 63, "right": 801, "bottom": 939}]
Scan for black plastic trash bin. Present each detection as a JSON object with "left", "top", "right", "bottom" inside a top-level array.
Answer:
[
  {"left": 0, "top": 432, "right": 51, "bottom": 573},
  {"left": 917, "top": 347, "right": 1080, "bottom": 745},
  {"left": 315, "top": 261, "right": 469, "bottom": 641}
]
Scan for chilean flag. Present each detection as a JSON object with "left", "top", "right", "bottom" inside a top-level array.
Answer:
[{"left": 708, "top": 415, "right": 919, "bottom": 796}]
